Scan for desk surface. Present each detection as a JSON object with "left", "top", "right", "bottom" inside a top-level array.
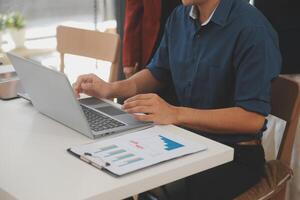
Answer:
[{"left": 0, "top": 99, "right": 233, "bottom": 200}]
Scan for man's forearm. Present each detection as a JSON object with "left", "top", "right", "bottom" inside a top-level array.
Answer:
[
  {"left": 109, "top": 69, "right": 163, "bottom": 98},
  {"left": 175, "top": 107, "right": 265, "bottom": 134}
]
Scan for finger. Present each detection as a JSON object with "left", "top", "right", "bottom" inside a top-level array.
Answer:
[
  {"left": 125, "top": 106, "right": 153, "bottom": 114},
  {"left": 125, "top": 93, "right": 157, "bottom": 103},
  {"left": 72, "top": 82, "right": 76, "bottom": 88},
  {"left": 76, "top": 74, "right": 93, "bottom": 86},
  {"left": 74, "top": 92, "right": 80, "bottom": 98},
  {"left": 72, "top": 82, "right": 78, "bottom": 91},
  {"left": 122, "top": 99, "right": 153, "bottom": 110},
  {"left": 75, "top": 74, "right": 95, "bottom": 88},
  {"left": 72, "top": 81, "right": 80, "bottom": 91},
  {"left": 73, "top": 82, "right": 82, "bottom": 90},
  {"left": 133, "top": 114, "right": 154, "bottom": 122},
  {"left": 80, "top": 82, "right": 94, "bottom": 93},
  {"left": 72, "top": 83, "right": 82, "bottom": 97}
]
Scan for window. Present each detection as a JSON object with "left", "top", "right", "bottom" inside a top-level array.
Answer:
[
  {"left": 0, "top": 0, "right": 117, "bottom": 83},
  {"left": 0, "top": 0, "right": 116, "bottom": 50}
]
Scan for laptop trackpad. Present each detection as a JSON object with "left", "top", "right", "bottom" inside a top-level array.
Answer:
[
  {"left": 79, "top": 97, "right": 106, "bottom": 106},
  {"left": 95, "top": 106, "right": 126, "bottom": 116}
]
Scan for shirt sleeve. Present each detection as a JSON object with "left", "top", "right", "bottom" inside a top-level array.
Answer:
[
  {"left": 147, "top": 19, "right": 172, "bottom": 83},
  {"left": 233, "top": 25, "right": 282, "bottom": 116}
]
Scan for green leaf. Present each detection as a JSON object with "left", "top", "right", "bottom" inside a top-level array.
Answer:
[{"left": 5, "top": 12, "right": 26, "bottom": 30}]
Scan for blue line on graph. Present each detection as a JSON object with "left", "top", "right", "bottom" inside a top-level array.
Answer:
[{"left": 159, "top": 135, "right": 184, "bottom": 151}]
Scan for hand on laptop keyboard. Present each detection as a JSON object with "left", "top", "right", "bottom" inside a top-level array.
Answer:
[{"left": 73, "top": 74, "right": 112, "bottom": 99}]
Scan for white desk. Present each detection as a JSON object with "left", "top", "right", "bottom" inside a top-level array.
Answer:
[{"left": 0, "top": 98, "right": 233, "bottom": 200}]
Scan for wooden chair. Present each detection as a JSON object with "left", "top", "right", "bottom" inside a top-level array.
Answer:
[
  {"left": 56, "top": 25, "right": 120, "bottom": 82},
  {"left": 235, "top": 75, "right": 300, "bottom": 200}
]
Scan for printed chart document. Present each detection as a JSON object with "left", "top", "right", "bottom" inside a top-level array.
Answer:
[{"left": 68, "top": 126, "right": 207, "bottom": 176}]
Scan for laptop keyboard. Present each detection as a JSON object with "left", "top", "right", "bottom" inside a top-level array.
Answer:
[{"left": 81, "top": 105, "right": 125, "bottom": 132}]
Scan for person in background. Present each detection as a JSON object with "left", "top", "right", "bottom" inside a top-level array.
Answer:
[
  {"left": 255, "top": 0, "right": 300, "bottom": 74},
  {"left": 123, "top": 0, "right": 181, "bottom": 79}
]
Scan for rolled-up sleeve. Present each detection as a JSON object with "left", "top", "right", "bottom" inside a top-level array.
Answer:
[
  {"left": 233, "top": 25, "right": 282, "bottom": 116},
  {"left": 147, "top": 21, "right": 172, "bottom": 83}
]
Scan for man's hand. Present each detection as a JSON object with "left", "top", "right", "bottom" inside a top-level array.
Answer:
[
  {"left": 122, "top": 93, "right": 179, "bottom": 124},
  {"left": 73, "top": 74, "right": 112, "bottom": 98},
  {"left": 124, "top": 64, "right": 138, "bottom": 79},
  {"left": 124, "top": 67, "right": 135, "bottom": 79}
]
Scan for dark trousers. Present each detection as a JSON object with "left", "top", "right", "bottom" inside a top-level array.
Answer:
[{"left": 137, "top": 144, "right": 265, "bottom": 200}]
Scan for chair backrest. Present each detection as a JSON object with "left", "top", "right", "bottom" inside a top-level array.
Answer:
[
  {"left": 56, "top": 25, "right": 120, "bottom": 82},
  {"left": 271, "top": 75, "right": 300, "bottom": 166}
]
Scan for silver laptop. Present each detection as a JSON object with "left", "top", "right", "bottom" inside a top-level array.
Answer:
[{"left": 8, "top": 53, "right": 152, "bottom": 139}]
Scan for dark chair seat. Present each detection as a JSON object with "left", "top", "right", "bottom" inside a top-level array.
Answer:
[{"left": 235, "top": 160, "right": 293, "bottom": 200}]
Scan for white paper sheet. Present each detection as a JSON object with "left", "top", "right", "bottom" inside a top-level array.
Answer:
[{"left": 70, "top": 126, "right": 207, "bottom": 176}]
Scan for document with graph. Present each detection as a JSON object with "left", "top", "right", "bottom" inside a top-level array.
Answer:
[{"left": 68, "top": 126, "right": 207, "bottom": 176}]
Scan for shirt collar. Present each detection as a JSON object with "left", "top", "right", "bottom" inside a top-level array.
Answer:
[
  {"left": 189, "top": 5, "right": 217, "bottom": 26},
  {"left": 189, "top": 5, "right": 198, "bottom": 20},
  {"left": 189, "top": 0, "right": 234, "bottom": 27}
]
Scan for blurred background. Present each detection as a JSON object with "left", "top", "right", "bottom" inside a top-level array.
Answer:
[
  {"left": 0, "top": 0, "right": 125, "bottom": 83},
  {"left": 0, "top": 1, "right": 299, "bottom": 199},
  {"left": 0, "top": 0, "right": 117, "bottom": 50}
]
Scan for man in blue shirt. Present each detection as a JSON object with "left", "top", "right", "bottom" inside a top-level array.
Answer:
[{"left": 73, "top": 0, "right": 281, "bottom": 199}]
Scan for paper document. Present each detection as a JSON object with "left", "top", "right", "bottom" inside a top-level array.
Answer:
[{"left": 69, "top": 126, "right": 207, "bottom": 176}]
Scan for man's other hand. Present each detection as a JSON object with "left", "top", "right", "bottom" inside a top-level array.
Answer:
[
  {"left": 122, "top": 93, "right": 179, "bottom": 125},
  {"left": 124, "top": 67, "right": 134, "bottom": 79},
  {"left": 124, "top": 66, "right": 138, "bottom": 79}
]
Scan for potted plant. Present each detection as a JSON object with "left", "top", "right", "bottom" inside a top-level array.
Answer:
[
  {"left": 6, "top": 12, "right": 26, "bottom": 48},
  {"left": 0, "top": 14, "right": 6, "bottom": 50}
]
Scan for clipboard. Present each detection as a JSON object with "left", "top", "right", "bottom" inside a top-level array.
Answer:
[
  {"left": 67, "top": 126, "right": 207, "bottom": 176},
  {"left": 67, "top": 148, "right": 118, "bottom": 177}
]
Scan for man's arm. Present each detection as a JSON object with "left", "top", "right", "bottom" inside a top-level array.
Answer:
[
  {"left": 123, "top": 94, "right": 266, "bottom": 134},
  {"left": 73, "top": 69, "right": 163, "bottom": 99},
  {"left": 110, "top": 69, "right": 164, "bottom": 98},
  {"left": 175, "top": 106, "right": 265, "bottom": 134}
]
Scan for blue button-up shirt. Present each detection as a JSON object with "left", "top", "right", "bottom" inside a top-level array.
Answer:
[{"left": 148, "top": 0, "right": 281, "bottom": 143}]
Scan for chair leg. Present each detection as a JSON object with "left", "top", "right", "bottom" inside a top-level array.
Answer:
[{"left": 60, "top": 53, "right": 65, "bottom": 73}]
